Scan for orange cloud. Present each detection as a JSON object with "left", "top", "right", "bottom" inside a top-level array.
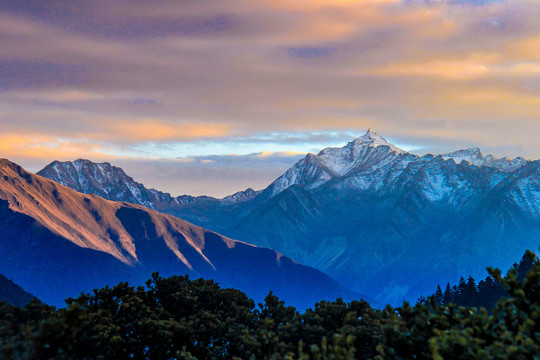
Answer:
[
  {"left": 368, "top": 51, "right": 494, "bottom": 77},
  {"left": 365, "top": 49, "right": 540, "bottom": 81},
  {"left": 250, "top": 0, "right": 401, "bottom": 12},
  {"left": 257, "top": 151, "right": 306, "bottom": 157},
  {"left": 110, "top": 120, "right": 233, "bottom": 141},
  {"left": 427, "top": 87, "right": 540, "bottom": 120},
  {"left": 507, "top": 36, "right": 540, "bottom": 61},
  {"left": 242, "top": 0, "right": 446, "bottom": 44},
  {"left": 368, "top": 59, "right": 491, "bottom": 81},
  {"left": 0, "top": 134, "right": 112, "bottom": 160}
]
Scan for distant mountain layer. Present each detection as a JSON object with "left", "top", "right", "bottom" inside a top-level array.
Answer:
[
  {"left": 39, "top": 130, "right": 540, "bottom": 305},
  {"left": 1, "top": 159, "right": 359, "bottom": 308},
  {"left": 0, "top": 273, "right": 35, "bottom": 306},
  {"left": 37, "top": 159, "right": 259, "bottom": 210}
]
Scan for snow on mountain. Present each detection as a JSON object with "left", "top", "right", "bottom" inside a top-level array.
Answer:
[
  {"left": 262, "top": 129, "right": 411, "bottom": 198},
  {"left": 38, "top": 159, "right": 259, "bottom": 210},
  {"left": 214, "top": 132, "right": 538, "bottom": 304},
  {"left": 506, "top": 161, "right": 540, "bottom": 217},
  {"left": 316, "top": 129, "right": 406, "bottom": 176},
  {"left": 221, "top": 188, "right": 261, "bottom": 205},
  {"left": 485, "top": 155, "right": 528, "bottom": 172},
  {"left": 38, "top": 159, "right": 158, "bottom": 209},
  {"left": 261, "top": 154, "right": 334, "bottom": 199},
  {"left": 441, "top": 148, "right": 484, "bottom": 166},
  {"left": 39, "top": 130, "right": 529, "bottom": 210},
  {"left": 442, "top": 148, "right": 527, "bottom": 172}
]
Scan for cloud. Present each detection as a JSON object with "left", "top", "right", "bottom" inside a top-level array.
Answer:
[
  {"left": 109, "top": 120, "right": 233, "bottom": 142},
  {"left": 416, "top": 0, "right": 501, "bottom": 4},
  {"left": 366, "top": 56, "right": 494, "bottom": 80},
  {"left": 2, "top": 0, "right": 540, "bottom": 193},
  {"left": 112, "top": 153, "right": 305, "bottom": 197},
  {"left": 286, "top": 47, "right": 338, "bottom": 59},
  {"left": 0, "top": 134, "right": 117, "bottom": 164},
  {"left": 507, "top": 35, "right": 540, "bottom": 61},
  {"left": 0, "top": 61, "right": 90, "bottom": 91}
]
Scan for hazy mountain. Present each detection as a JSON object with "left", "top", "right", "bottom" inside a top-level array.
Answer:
[
  {"left": 0, "top": 273, "right": 36, "bottom": 306},
  {"left": 37, "top": 159, "right": 259, "bottom": 210},
  {"left": 440, "top": 148, "right": 527, "bottom": 172},
  {"left": 38, "top": 130, "right": 540, "bottom": 305},
  {"left": 1, "top": 159, "right": 359, "bottom": 308}
]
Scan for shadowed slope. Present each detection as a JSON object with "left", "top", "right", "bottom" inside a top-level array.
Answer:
[
  {"left": 0, "top": 273, "right": 35, "bottom": 306},
  {"left": 0, "top": 159, "right": 360, "bottom": 308}
]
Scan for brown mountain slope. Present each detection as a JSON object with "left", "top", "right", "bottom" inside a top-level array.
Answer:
[{"left": 0, "top": 159, "right": 360, "bottom": 308}]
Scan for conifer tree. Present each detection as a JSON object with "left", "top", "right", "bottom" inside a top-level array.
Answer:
[
  {"left": 434, "top": 285, "right": 443, "bottom": 305},
  {"left": 442, "top": 283, "right": 453, "bottom": 305},
  {"left": 463, "top": 275, "right": 478, "bottom": 307}
]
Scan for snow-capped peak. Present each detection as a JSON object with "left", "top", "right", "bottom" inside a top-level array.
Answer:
[
  {"left": 346, "top": 128, "right": 406, "bottom": 154},
  {"left": 220, "top": 188, "right": 261, "bottom": 205},
  {"left": 318, "top": 129, "right": 406, "bottom": 157},
  {"left": 441, "top": 148, "right": 528, "bottom": 172},
  {"left": 441, "top": 148, "right": 484, "bottom": 166},
  {"left": 38, "top": 159, "right": 157, "bottom": 208},
  {"left": 315, "top": 129, "right": 406, "bottom": 177},
  {"left": 264, "top": 130, "right": 410, "bottom": 198}
]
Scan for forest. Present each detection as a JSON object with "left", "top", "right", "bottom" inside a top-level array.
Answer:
[
  {"left": 423, "top": 252, "right": 536, "bottom": 310},
  {"left": 0, "top": 251, "right": 538, "bottom": 360}
]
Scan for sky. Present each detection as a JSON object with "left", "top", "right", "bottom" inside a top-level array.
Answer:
[{"left": 1, "top": 0, "right": 540, "bottom": 197}]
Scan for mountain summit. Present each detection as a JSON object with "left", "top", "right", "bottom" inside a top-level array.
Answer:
[
  {"left": 348, "top": 128, "right": 405, "bottom": 153},
  {"left": 38, "top": 159, "right": 157, "bottom": 208},
  {"left": 262, "top": 130, "right": 409, "bottom": 199},
  {"left": 316, "top": 129, "right": 406, "bottom": 177}
]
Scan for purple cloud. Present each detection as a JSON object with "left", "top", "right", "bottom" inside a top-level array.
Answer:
[
  {"left": 286, "top": 47, "right": 338, "bottom": 59},
  {"left": 0, "top": 61, "right": 89, "bottom": 91},
  {"left": 1, "top": 1, "right": 242, "bottom": 39}
]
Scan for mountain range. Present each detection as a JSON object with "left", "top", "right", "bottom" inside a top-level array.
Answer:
[
  {"left": 38, "top": 159, "right": 260, "bottom": 211},
  {"left": 38, "top": 130, "right": 540, "bottom": 304},
  {"left": 0, "top": 158, "right": 358, "bottom": 308}
]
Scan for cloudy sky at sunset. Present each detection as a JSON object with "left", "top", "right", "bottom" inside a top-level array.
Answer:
[{"left": 2, "top": 0, "right": 540, "bottom": 196}]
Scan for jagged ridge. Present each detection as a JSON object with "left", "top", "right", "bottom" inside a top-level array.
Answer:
[{"left": 38, "top": 159, "right": 260, "bottom": 210}]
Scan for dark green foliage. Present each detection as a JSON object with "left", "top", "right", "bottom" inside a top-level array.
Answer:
[
  {"left": 434, "top": 285, "right": 443, "bottom": 306},
  {"left": 377, "top": 250, "right": 540, "bottom": 360},
  {"left": 0, "top": 299, "right": 55, "bottom": 359},
  {"left": 0, "top": 251, "right": 538, "bottom": 359},
  {"left": 429, "top": 251, "right": 537, "bottom": 310},
  {"left": 24, "top": 274, "right": 257, "bottom": 359}
]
